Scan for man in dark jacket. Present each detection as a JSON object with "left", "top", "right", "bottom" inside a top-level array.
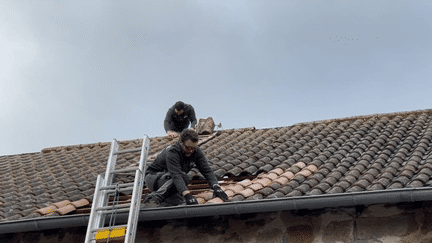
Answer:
[
  {"left": 164, "top": 101, "right": 197, "bottom": 138},
  {"left": 144, "top": 129, "right": 228, "bottom": 206}
]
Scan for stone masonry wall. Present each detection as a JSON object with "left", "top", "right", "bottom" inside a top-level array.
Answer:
[{"left": 3, "top": 202, "right": 432, "bottom": 243}]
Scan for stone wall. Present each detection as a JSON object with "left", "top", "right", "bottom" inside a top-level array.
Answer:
[{"left": 3, "top": 201, "right": 432, "bottom": 243}]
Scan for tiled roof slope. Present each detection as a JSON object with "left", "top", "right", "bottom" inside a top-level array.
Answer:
[{"left": 2, "top": 109, "right": 432, "bottom": 222}]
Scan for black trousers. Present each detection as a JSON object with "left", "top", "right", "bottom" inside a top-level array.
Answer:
[{"left": 144, "top": 171, "right": 189, "bottom": 206}]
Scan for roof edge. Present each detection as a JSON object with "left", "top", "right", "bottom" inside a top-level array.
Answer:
[
  {"left": 216, "top": 127, "right": 256, "bottom": 134},
  {"left": 291, "top": 108, "right": 432, "bottom": 128},
  {"left": 2, "top": 187, "right": 432, "bottom": 234}
]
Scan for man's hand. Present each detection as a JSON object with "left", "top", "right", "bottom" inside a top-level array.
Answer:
[
  {"left": 167, "top": 131, "right": 179, "bottom": 138},
  {"left": 213, "top": 185, "right": 228, "bottom": 201},
  {"left": 184, "top": 193, "right": 198, "bottom": 205}
]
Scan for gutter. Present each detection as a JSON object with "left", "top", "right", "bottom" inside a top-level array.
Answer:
[{"left": 1, "top": 187, "right": 432, "bottom": 234}]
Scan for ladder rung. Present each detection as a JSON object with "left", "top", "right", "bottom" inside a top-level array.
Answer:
[
  {"left": 101, "top": 187, "right": 134, "bottom": 195},
  {"left": 96, "top": 203, "right": 131, "bottom": 211},
  {"left": 104, "top": 188, "right": 134, "bottom": 195},
  {"left": 99, "top": 208, "right": 132, "bottom": 214},
  {"left": 110, "top": 167, "right": 140, "bottom": 174},
  {"left": 114, "top": 148, "right": 141, "bottom": 155},
  {"left": 100, "top": 183, "right": 135, "bottom": 190},
  {"left": 91, "top": 224, "right": 127, "bottom": 233}
]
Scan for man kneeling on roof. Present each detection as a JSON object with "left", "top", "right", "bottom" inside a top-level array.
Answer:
[
  {"left": 144, "top": 129, "right": 228, "bottom": 207},
  {"left": 164, "top": 101, "right": 197, "bottom": 138}
]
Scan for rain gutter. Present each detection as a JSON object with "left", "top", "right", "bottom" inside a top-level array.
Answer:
[{"left": 1, "top": 187, "right": 432, "bottom": 234}]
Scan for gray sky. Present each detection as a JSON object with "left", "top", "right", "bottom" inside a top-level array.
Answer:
[{"left": 1, "top": 1, "right": 431, "bottom": 156}]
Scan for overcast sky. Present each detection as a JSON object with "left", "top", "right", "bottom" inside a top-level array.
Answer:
[{"left": 1, "top": 1, "right": 431, "bottom": 156}]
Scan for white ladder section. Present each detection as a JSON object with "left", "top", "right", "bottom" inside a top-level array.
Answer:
[{"left": 85, "top": 135, "right": 150, "bottom": 243}]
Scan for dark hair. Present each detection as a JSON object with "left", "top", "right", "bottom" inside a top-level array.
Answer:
[
  {"left": 179, "top": 129, "right": 199, "bottom": 143},
  {"left": 174, "top": 101, "right": 185, "bottom": 111}
]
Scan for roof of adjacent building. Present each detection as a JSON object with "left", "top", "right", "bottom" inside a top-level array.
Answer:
[{"left": 2, "top": 108, "right": 432, "bottom": 223}]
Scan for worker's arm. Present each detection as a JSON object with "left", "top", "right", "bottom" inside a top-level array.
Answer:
[
  {"left": 165, "top": 148, "right": 190, "bottom": 195},
  {"left": 188, "top": 106, "right": 197, "bottom": 129},
  {"left": 194, "top": 148, "right": 219, "bottom": 188},
  {"left": 195, "top": 148, "right": 228, "bottom": 201},
  {"left": 164, "top": 107, "right": 176, "bottom": 133}
]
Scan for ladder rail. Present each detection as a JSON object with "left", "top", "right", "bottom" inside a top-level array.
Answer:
[
  {"left": 84, "top": 175, "right": 104, "bottom": 242},
  {"left": 138, "top": 136, "right": 150, "bottom": 175},
  {"left": 100, "top": 139, "right": 120, "bottom": 228},
  {"left": 125, "top": 170, "right": 143, "bottom": 242},
  {"left": 104, "top": 139, "right": 119, "bottom": 189},
  {"left": 85, "top": 135, "right": 150, "bottom": 243},
  {"left": 125, "top": 135, "right": 150, "bottom": 242}
]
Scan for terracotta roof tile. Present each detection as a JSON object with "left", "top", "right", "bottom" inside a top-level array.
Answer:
[
  {"left": 227, "top": 185, "right": 245, "bottom": 194},
  {"left": 276, "top": 185, "right": 293, "bottom": 195},
  {"left": 280, "top": 171, "right": 295, "bottom": 180},
  {"left": 377, "top": 178, "right": 391, "bottom": 187},
  {"left": 36, "top": 205, "right": 57, "bottom": 215},
  {"left": 246, "top": 194, "right": 263, "bottom": 201},
  {"left": 196, "top": 197, "right": 206, "bottom": 204},
  {"left": 274, "top": 177, "right": 289, "bottom": 185},
  {"left": 230, "top": 195, "right": 245, "bottom": 202},
  {"left": 328, "top": 186, "right": 344, "bottom": 194},
  {"left": 389, "top": 182, "right": 404, "bottom": 189},
  {"left": 257, "top": 187, "right": 274, "bottom": 197},
  {"left": 56, "top": 204, "right": 76, "bottom": 216},
  {"left": 298, "top": 169, "right": 313, "bottom": 178},
  {"left": 237, "top": 179, "right": 253, "bottom": 187},
  {"left": 4, "top": 109, "right": 432, "bottom": 222},
  {"left": 314, "top": 182, "right": 331, "bottom": 193},
  {"left": 408, "top": 180, "right": 424, "bottom": 188},
  {"left": 254, "top": 178, "right": 272, "bottom": 187},
  {"left": 413, "top": 173, "right": 430, "bottom": 184},
  {"left": 395, "top": 176, "right": 410, "bottom": 185},
  {"left": 347, "top": 185, "right": 364, "bottom": 192},
  {"left": 248, "top": 183, "right": 264, "bottom": 191},
  {"left": 206, "top": 198, "right": 224, "bottom": 204},
  {"left": 263, "top": 172, "right": 279, "bottom": 181},
  {"left": 196, "top": 192, "right": 214, "bottom": 201},
  {"left": 287, "top": 190, "right": 302, "bottom": 197},
  {"left": 225, "top": 190, "right": 236, "bottom": 198}
]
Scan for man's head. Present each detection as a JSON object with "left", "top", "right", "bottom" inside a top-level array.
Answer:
[
  {"left": 179, "top": 129, "right": 199, "bottom": 156},
  {"left": 174, "top": 101, "right": 185, "bottom": 115}
]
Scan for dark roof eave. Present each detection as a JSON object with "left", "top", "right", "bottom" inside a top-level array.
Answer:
[{"left": 1, "top": 187, "right": 432, "bottom": 234}]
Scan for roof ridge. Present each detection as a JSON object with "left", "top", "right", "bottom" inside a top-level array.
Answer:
[
  {"left": 291, "top": 108, "right": 432, "bottom": 127},
  {"left": 40, "top": 137, "right": 157, "bottom": 153},
  {"left": 40, "top": 108, "right": 432, "bottom": 154},
  {"left": 217, "top": 127, "right": 256, "bottom": 133},
  {"left": 41, "top": 142, "right": 111, "bottom": 153}
]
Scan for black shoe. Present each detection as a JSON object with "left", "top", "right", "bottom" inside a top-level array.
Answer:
[{"left": 142, "top": 194, "right": 160, "bottom": 208}]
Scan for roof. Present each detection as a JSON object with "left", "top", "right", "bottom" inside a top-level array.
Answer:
[{"left": 2, "top": 109, "right": 432, "bottom": 224}]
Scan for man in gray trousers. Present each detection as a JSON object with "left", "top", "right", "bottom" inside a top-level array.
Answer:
[{"left": 144, "top": 129, "right": 228, "bottom": 206}]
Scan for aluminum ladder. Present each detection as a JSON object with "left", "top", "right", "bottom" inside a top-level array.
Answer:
[{"left": 85, "top": 135, "right": 150, "bottom": 243}]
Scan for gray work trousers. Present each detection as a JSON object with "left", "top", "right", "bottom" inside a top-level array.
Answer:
[{"left": 144, "top": 171, "right": 189, "bottom": 206}]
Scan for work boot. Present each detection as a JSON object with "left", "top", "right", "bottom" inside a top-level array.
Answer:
[
  {"left": 142, "top": 194, "right": 161, "bottom": 208},
  {"left": 162, "top": 192, "right": 185, "bottom": 207}
]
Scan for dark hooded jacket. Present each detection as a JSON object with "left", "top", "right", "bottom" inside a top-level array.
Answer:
[
  {"left": 164, "top": 103, "right": 197, "bottom": 133},
  {"left": 146, "top": 141, "right": 218, "bottom": 194}
]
